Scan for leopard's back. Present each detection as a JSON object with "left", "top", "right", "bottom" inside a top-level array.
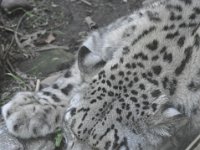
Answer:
[{"left": 66, "top": 0, "right": 200, "bottom": 149}]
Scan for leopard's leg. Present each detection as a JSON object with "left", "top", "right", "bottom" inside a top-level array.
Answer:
[{"left": 2, "top": 62, "right": 82, "bottom": 138}]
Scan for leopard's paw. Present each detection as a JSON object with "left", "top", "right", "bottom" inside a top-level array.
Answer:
[{"left": 2, "top": 92, "right": 63, "bottom": 138}]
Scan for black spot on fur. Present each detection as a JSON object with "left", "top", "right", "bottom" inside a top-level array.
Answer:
[
  {"left": 134, "top": 77, "right": 139, "bottom": 82},
  {"left": 132, "top": 63, "right": 136, "bottom": 69},
  {"left": 163, "top": 52, "right": 173, "bottom": 63},
  {"left": 52, "top": 94, "right": 61, "bottom": 102},
  {"left": 130, "top": 97, "right": 138, "bottom": 103},
  {"left": 142, "top": 94, "right": 148, "bottom": 100},
  {"left": 131, "top": 90, "right": 138, "bottom": 95},
  {"left": 137, "top": 63, "right": 145, "bottom": 68},
  {"left": 147, "top": 11, "right": 161, "bottom": 22},
  {"left": 146, "top": 78, "right": 159, "bottom": 86},
  {"left": 175, "top": 46, "right": 193, "bottom": 76},
  {"left": 119, "top": 80, "right": 123, "bottom": 85},
  {"left": 152, "top": 65, "right": 162, "bottom": 75},
  {"left": 126, "top": 112, "right": 132, "bottom": 119},
  {"left": 147, "top": 72, "right": 153, "bottom": 77},
  {"left": 146, "top": 39, "right": 159, "bottom": 51},
  {"left": 152, "top": 103, "right": 157, "bottom": 112},
  {"left": 105, "top": 141, "right": 112, "bottom": 150},
  {"left": 166, "top": 4, "right": 182, "bottom": 12},
  {"left": 123, "top": 46, "right": 130, "bottom": 55},
  {"left": 116, "top": 108, "right": 122, "bottom": 114},
  {"left": 179, "top": 0, "right": 192, "bottom": 5},
  {"left": 142, "top": 106, "right": 150, "bottom": 110},
  {"left": 128, "top": 81, "right": 133, "bottom": 88},
  {"left": 70, "top": 108, "right": 76, "bottom": 116},
  {"left": 139, "top": 84, "right": 145, "bottom": 90},
  {"left": 162, "top": 77, "right": 168, "bottom": 89},
  {"left": 194, "top": 34, "right": 200, "bottom": 48},
  {"left": 189, "top": 13, "right": 196, "bottom": 20},
  {"left": 166, "top": 30, "right": 180, "bottom": 39},
  {"left": 95, "top": 96, "right": 101, "bottom": 101},
  {"left": 52, "top": 84, "right": 59, "bottom": 89},
  {"left": 91, "top": 90, "right": 96, "bottom": 95},
  {"left": 120, "top": 57, "right": 124, "bottom": 64},
  {"left": 152, "top": 55, "right": 159, "bottom": 61},
  {"left": 160, "top": 46, "right": 167, "bottom": 54},
  {"left": 177, "top": 36, "right": 186, "bottom": 47},
  {"left": 126, "top": 71, "right": 131, "bottom": 75},
  {"left": 64, "top": 70, "right": 71, "bottom": 78},
  {"left": 6, "top": 111, "right": 11, "bottom": 118},
  {"left": 111, "top": 64, "right": 118, "bottom": 70},
  {"left": 179, "top": 22, "right": 198, "bottom": 28},
  {"left": 132, "top": 26, "right": 156, "bottom": 46},
  {"left": 169, "top": 79, "right": 177, "bottom": 95},
  {"left": 33, "top": 128, "right": 38, "bottom": 135},
  {"left": 55, "top": 115, "right": 60, "bottom": 123},
  {"left": 125, "top": 63, "right": 131, "bottom": 69},
  {"left": 194, "top": 7, "right": 200, "bottom": 14},
  {"left": 119, "top": 71, "right": 125, "bottom": 77},
  {"left": 113, "top": 86, "right": 118, "bottom": 90},
  {"left": 187, "top": 81, "right": 200, "bottom": 92},
  {"left": 170, "top": 12, "right": 182, "bottom": 21},
  {"left": 61, "top": 84, "right": 73, "bottom": 95},
  {"left": 13, "top": 124, "right": 19, "bottom": 131},
  {"left": 133, "top": 52, "right": 148, "bottom": 60},
  {"left": 189, "top": 23, "right": 198, "bottom": 28},
  {"left": 151, "top": 90, "right": 161, "bottom": 98},
  {"left": 135, "top": 103, "right": 140, "bottom": 108},
  {"left": 43, "top": 91, "right": 51, "bottom": 96},
  {"left": 44, "top": 107, "right": 52, "bottom": 113},
  {"left": 90, "top": 99, "right": 97, "bottom": 104},
  {"left": 108, "top": 91, "right": 114, "bottom": 97},
  {"left": 179, "top": 22, "right": 187, "bottom": 28},
  {"left": 143, "top": 101, "right": 149, "bottom": 105},
  {"left": 163, "top": 24, "right": 175, "bottom": 31},
  {"left": 110, "top": 75, "right": 115, "bottom": 80},
  {"left": 162, "top": 77, "right": 177, "bottom": 95}
]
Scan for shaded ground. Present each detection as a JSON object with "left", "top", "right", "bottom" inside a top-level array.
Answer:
[
  {"left": 0, "top": 0, "right": 145, "bottom": 148},
  {"left": 0, "top": 0, "right": 145, "bottom": 100}
]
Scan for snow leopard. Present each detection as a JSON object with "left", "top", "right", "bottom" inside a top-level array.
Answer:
[{"left": 2, "top": 0, "right": 200, "bottom": 149}]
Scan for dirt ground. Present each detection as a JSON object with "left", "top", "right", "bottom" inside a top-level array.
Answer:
[{"left": 0, "top": 0, "right": 145, "bottom": 105}]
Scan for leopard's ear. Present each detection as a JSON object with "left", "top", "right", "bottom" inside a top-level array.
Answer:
[
  {"left": 78, "top": 31, "right": 108, "bottom": 79},
  {"left": 78, "top": 46, "right": 106, "bottom": 80}
]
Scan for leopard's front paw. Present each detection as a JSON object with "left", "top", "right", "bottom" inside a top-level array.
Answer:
[{"left": 2, "top": 92, "right": 62, "bottom": 138}]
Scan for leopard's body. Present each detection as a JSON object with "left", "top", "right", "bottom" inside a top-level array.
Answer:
[{"left": 2, "top": 0, "right": 200, "bottom": 149}]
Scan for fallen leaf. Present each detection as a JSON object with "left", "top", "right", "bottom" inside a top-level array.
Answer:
[{"left": 45, "top": 33, "right": 56, "bottom": 44}]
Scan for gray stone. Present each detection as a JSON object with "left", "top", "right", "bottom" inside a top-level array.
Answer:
[
  {"left": 0, "top": 0, "right": 33, "bottom": 10},
  {"left": 19, "top": 49, "right": 74, "bottom": 77},
  {"left": 0, "top": 122, "right": 24, "bottom": 150},
  {"left": 0, "top": 122, "right": 56, "bottom": 150}
]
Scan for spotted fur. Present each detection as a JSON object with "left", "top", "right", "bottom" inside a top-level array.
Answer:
[{"left": 2, "top": 0, "right": 200, "bottom": 149}]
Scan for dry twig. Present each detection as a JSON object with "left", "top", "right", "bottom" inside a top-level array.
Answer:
[
  {"left": 35, "top": 79, "right": 40, "bottom": 92},
  {"left": 85, "top": 16, "right": 98, "bottom": 30},
  {"left": 0, "top": 25, "right": 23, "bottom": 36},
  {"left": 14, "top": 13, "right": 27, "bottom": 49},
  {"left": 35, "top": 45, "right": 69, "bottom": 52},
  {"left": 80, "top": 0, "right": 92, "bottom": 6}
]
